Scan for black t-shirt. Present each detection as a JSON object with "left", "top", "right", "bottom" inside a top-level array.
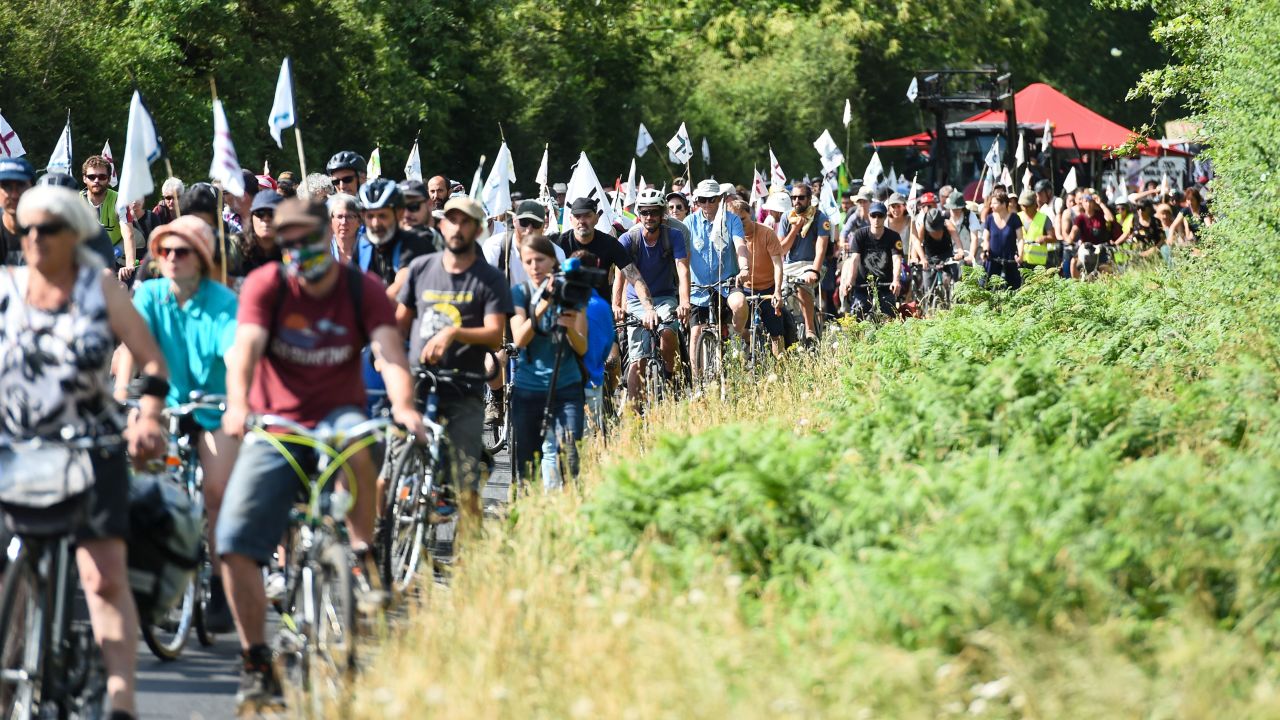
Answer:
[
  {"left": 922, "top": 227, "right": 954, "bottom": 260},
  {"left": 851, "top": 226, "right": 903, "bottom": 282},
  {"left": 1, "top": 222, "right": 23, "bottom": 265},
  {"left": 369, "top": 228, "right": 434, "bottom": 288},
  {"left": 555, "top": 228, "right": 632, "bottom": 274},
  {"left": 396, "top": 252, "right": 514, "bottom": 396}
]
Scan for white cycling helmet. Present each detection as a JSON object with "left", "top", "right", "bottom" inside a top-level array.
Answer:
[{"left": 635, "top": 188, "right": 665, "bottom": 210}]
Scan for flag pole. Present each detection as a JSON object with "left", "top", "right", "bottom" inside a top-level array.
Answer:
[
  {"left": 209, "top": 77, "right": 228, "bottom": 285},
  {"left": 655, "top": 150, "right": 677, "bottom": 182}
]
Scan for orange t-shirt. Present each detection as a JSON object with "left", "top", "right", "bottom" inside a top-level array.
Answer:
[{"left": 742, "top": 222, "right": 783, "bottom": 291}]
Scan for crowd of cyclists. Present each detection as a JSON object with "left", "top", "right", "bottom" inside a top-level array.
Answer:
[{"left": 0, "top": 143, "right": 1210, "bottom": 717}]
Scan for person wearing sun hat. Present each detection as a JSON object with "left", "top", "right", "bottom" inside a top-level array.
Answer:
[{"left": 115, "top": 212, "right": 242, "bottom": 636}]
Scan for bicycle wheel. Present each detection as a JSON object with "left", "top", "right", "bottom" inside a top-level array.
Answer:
[
  {"left": 694, "top": 329, "right": 720, "bottom": 392},
  {"left": 483, "top": 386, "right": 508, "bottom": 454},
  {"left": 0, "top": 543, "right": 44, "bottom": 720},
  {"left": 192, "top": 538, "right": 217, "bottom": 647},
  {"left": 311, "top": 542, "right": 356, "bottom": 712},
  {"left": 139, "top": 579, "right": 195, "bottom": 661},
  {"left": 379, "top": 443, "right": 429, "bottom": 594},
  {"left": 642, "top": 358, "right": 666, "bottom": 408}
]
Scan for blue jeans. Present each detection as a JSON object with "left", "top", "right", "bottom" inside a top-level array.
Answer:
[{"left": 510, "top": 385, "right": 585, "bottom": 488}]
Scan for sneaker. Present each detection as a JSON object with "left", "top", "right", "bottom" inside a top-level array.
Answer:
[
  {"left": 352, "top": 547, "right": 391, "bottom": 611},
  {"left": 484, "top": 388, "right": 505, "bottom": 428},
  {"left": 236, "top": 645, "right": 286, "bottom": 715},
  {"left": 205, "top": 577, "right": 236, "bottom": 634}
]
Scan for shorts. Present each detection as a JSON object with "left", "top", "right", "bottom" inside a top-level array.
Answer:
[
  {"left": 783, "top": 261, "right": 825, "bottom": 288},
  {"left": 434, "top": 394, "right": 488, "bottom": 493},
  {"left": 691, "top": 292, "right": 737, "bottom": 326},
  {"left": 626, "top": 296, "right": 679, "bottom": 360},
  {"left": 743, "top": 288, "right": 785, "bottom": 338},
  {"left": 84, "top": 446, "right": 130, "bottom": 542},
  {"left": 216, "top": 406, "right": 366, "bottom": 565}
]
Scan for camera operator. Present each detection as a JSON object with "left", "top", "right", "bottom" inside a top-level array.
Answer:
[{"left": 509, "top": 235, "right": 589, "bottom": 490}]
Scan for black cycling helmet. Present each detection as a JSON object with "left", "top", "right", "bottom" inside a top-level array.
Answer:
[
  {"left": 326, "top": 150, "right": 366, "bottom": 175},
  {"left": 358, "top": 177, "right": 403, "bottom": 210}
]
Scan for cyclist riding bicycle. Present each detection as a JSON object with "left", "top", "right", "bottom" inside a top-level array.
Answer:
[
  {"left": 777, "top": 183, "right": 831, "bottom": 339},
  {"left": 838, "top": 201, "right": 903, "bottom": 318},
  {"left": 981, "top": 190, "right": 1025, "bottom": 289},
  {"left": 614, "top": 189, "right": 690, "bottom": 401},
  {"left": 1, "top": 186, "right": 171, "bottom": 720},
  {"left": 216, "top": 199, "right": 426, "bottom": 714},
  {"left": 911, "top": 208, "right": 964, "bottom": 288},
  {"left": 395, "top": 196, "right": 512, "bottom": 514},
  {"left": 113, "top": 215, "right": 240, "bottom": 634},
  {"left": 727, "top": 198, "right": 785, "bottom": 356},
  {"left": 355, "top": 177, "right": 434, "bottom": 298},
  {"left": 685, "top": 180, "right": 746, "bottom": 379},
  {"left": 326, "top": 151, "right": 367, "bottom": 199}
]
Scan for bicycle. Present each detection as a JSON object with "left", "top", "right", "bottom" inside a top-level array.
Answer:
[
  {"left": 135, "top": 393, "right": 225, "bottom": 662},
  {"left": 778, "top": 276, "right": 824, "bottom": 348},
  {"left": 917, "top": 259, "right": 963, "bottom": 317},
  {"left": 379, "top": 367, "right": 489, "bottom": 594},
  {"left": 483, "top": 343, "right": 517, "bottom": 455},
  {"left": 616, "top": 316, "right": 673, "bottom": 412},
  {"left": 844, "top": 273, "right": 897, "bottom": 323},
  {"left": 740, "top": 289, "right": 783, "bottom": 371},
  {"left": 247, "top": 413, "right": 395, "bottom": 717},
  {"left": 689, "top": 282, "right": 733, "bottom": 395},
  {"left": 0, "top": 431, "right": 122, "bottom": 720}
]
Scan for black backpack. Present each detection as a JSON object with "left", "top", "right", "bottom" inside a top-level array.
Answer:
[{"left": 622, "top": 224, "right": 674, "bottom": 270}]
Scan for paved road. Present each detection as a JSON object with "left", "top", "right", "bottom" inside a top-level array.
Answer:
[{"left": 136, "top": 450, "right": 512, "bottom": 718}]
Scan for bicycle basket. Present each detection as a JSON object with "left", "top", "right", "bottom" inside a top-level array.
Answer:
[
  {"left": 0, "top": 445, "right": 94, "bottom": 509},
  {"left": 127, "top": 473, "right": 202, "bottom": 624}
]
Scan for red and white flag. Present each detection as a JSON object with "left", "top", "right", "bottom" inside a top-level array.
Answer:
[
  {"left": 101, "top": 141, "right": 118, "bottom": 187},
  {"left": 209, "top": 99, "right": 246, "bottom": 197},
  {"left": 0, "top": 113, "right": 25, "bottom": 159},
  {"left": 769, "top": 147, "right": 786, "bottom": 190}
]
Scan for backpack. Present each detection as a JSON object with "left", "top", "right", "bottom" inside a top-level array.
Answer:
[
  {"left": 269, "top": 263, "right": 368, "bottom": 346},
  {"left": 622, "top": 224, "right": 674, "bottom": 272},
  {"left": 127, "top": 473, "right": 203, "bottom": 624}
]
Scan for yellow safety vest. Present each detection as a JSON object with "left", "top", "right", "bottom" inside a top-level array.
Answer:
[{"left": 83, "top": 189, "right": 123, "bottom": 247}]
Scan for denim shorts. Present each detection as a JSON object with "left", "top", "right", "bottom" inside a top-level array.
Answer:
[
  {"left": 625, "top": 296, "right": 679, "bottom": 361},
  {"left": 216, "top": 406, "right": 366, "bottom": 565}
]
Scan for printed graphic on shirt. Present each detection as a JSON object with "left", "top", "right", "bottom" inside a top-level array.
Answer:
[
  {"left": 270, "top": 312, "right": 356, "bottom": 366},
  {"left": 417, "top": 289, "right": 472, "bottom": 342}
]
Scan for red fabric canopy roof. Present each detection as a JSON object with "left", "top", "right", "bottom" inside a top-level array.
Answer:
[{"left": 873, "top": 83, "right": 1184, "bottom": 157}]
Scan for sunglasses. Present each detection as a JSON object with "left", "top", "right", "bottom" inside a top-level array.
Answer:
[
  {"left": 405, "top": 202, "right": 423, "bottom": 213},
  {"left": 790, "top": 195, "right": 810, "bottom": 201},
  {"left": 252, "top": 210, "right": 275, "bottom": 220},
  {"left": 517, "top": 218, "right": 544, "bottom": 229},
  {"left": 162, "top": 195, "right": 177, "bottom": 202},
  {"left": 639, "top": 209, "right": 664, "bottom": 218},
  {"left": 84, "top": 173, "right": 110, "bottom": 182},
  {"left": 331, "top": 174, "right": 358, "bottom": 186},
  {"left": 697, "top": 197, "right": 720, "bottom": 204},
  {"left": 870, "top": 213, "right": 886, "bottom": 219},
  {"left": 668, "top": 204, "right": 687, "bottom": 212},
  {"left": 21, "top": 220, "right": 70, "bottom": 237},
  {"left": 159, "top": 246, "right": 193, "bottom": 260}
]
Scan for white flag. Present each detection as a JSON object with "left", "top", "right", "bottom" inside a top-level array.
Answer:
[
  {"left": 1062, "top": 166, "right": 1078, "bottom": 194},
  {"left": 842, "top": 98, "right": 852, "bottom": 129},
  {"left": 116, "top": 91, "right": 162, "bottom": 215},
  {"left": 812, "top": 129, "right": 844, "bottom": 174},
  {"left": 818, "top": 176, "right": 838, "bottom": 219},
  {"left": 367, "top": 148, "right": 382, "bottom": 179},
  {"left": 905, "top": 173, "right": 919, "bottom": 215},
  {"left": 1015, "top": 130, "right": 1026, "bottom": 169},
  {"left": 769, "top": 148, "right": 786, "bottom": 190},
  {"left": 1039, "top": 119, "right": 1052, "bottom": 153},
  {"left": 210, "top": 99, "right": 245, "bottom": 198},
  {"left": 0, "top": 112, "right": 26, "bottom": 159},
  {"left": 984, "top": 138, "right": 1002, "bottom": 172},
  {"left": 1160, "top": 172, "right": 1170, "bottom": 193},
  {"left": 263, "top": 159, "right": 271, "bottom": 177},
  {"left": 1000, "top": 166, "right": 1013, "bottom": 189},
  {"left": 667, "top": 122, "right": 693, "bottom": 164},
  {"left": 481, "top": 142, "right": 516, "bottom": 218},
  {"left": 1021, "top": 168, "right": 1033, "bottom": 193},
  {"left": 404, "top": 139, "right": 423, "bottom": 181},
  {"left": 268, "top": 57, "right": 296, "bottom": 149},
  {"left": 469, "top": 156, "right": 486, "bottom": 201},
  {"left": 749, "top": 166, "right": 766, "bottom": 206},
  {"left": 885, "top": 166, "right": 899, "bottom": 191},
  {"left": 861, "top": 150, "right": 883, "bottom": 188},
  {"left": 535, "top": 144, "right": 549, "bottom": 189},
  {"left": 906, "top": 77, "right": 919, "bottom": 103},
  {"left": 101, "top": 141, "right": 117, "bottom": 187},
  {"left": 702, "top": 137, "right": 711, "bottom": 166},
  {"left": 563, "top": 151, "right": 617, "bottom": 230},
  {"left": 624, "top": 158, "right": 637, "bottom": 207},
  {"left": 47, "top": 117, "right": 72, "bottom": 175},
  {"left": 636, "top": 123, "right": 654, "bottom": 157}
]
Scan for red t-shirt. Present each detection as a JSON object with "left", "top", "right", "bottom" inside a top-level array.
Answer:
[
  {"left": 1073, "top": 211, "right": 1117, "bottom": 245},
  {"left": 238, "top": 263, "right": 395, "bottom": 425}
]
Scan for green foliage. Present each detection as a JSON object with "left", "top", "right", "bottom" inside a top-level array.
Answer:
[{"left": 0, "top": 0, "right": 1170, "bottom": 190}]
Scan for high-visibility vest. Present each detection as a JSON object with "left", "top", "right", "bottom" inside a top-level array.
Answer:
[{"left": 83, "top": 189, "right": 123, "bottom": 247}]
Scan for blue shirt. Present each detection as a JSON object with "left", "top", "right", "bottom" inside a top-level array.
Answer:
[
  {"left": 511, "top": 282, "right": 584, "bottom": 392},
  {"left": 132, "top": 278, "right": 238, "bottom": 430},
  {"left": 778, "top": 210, "right": 833, "bottom": 264},
  {"left": 618, "top": 226, "right": 687, "bottom": 301},
  {"left": 984, "top": 213, "right": 1023, "bottom": 259},
  {"left": 683, "top": 210, "right": 742, "bottom": 306},
  {"left": 583, "top": 290, "right": 615, "bottom": 388}
]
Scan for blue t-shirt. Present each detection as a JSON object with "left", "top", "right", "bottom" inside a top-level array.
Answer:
[
  {"left": 618, "top": 226, "right": 687, "bottom": 301},
  {"left": 778, "top": 210, "right": 833, "bottom": 264},
  {"left": 684, "top": 210, "right": 742, "bottom": 306},
  {"left": 583, "top": 290, "right": 615, "bottom": 388},
  {"left": 132, "top": 278, "right": 238, "bottom": 430},
  {"left": 511, "top": 282, "right": 584, "bottom": 392},
  {"left": 984, "top": 212, "right": 1023, "bottom": 259}
]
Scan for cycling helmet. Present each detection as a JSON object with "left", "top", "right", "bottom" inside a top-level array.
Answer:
[
  {"left": 326, "top": 150, "right": 366, "bottom": 175},
  {"left": 635, "top": 188, "right": 665, "bottom": 210},
  {"left": 358, "top": 177, "right": 403, "bottom": 210}
]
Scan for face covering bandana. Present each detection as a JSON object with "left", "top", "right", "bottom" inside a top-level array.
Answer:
[{"left": 282, "top": 239, "right": 334, "bottom": 281}]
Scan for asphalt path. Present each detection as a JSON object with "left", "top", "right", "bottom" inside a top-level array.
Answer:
[{"left": 135, "top": 450, "right": 513, "bottom": 718}]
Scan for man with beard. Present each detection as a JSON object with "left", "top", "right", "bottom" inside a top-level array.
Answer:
[
  {"left": 396, "top": 197, "right": 513, "bottom": 520},
  {"left": 427, "top": 175, "right": 451, "bottom": 212},
  {"left": 355, "top": 178, "right": 433, "bottom": 299},
  {"left": 399, "top": 178, "right": 442, "bottom": 252}
]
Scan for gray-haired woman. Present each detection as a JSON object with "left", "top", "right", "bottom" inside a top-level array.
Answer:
[{"left": 2, "top": 186, "right": 170, "bottom": 719}]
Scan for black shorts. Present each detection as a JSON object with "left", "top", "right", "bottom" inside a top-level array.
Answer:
[{"left": 691, "top": 294, "right": 734, "bottom": 326}]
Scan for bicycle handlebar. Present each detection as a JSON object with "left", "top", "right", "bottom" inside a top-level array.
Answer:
[{"left": 249, "top": 414, "right": 400, "bottom": 447}]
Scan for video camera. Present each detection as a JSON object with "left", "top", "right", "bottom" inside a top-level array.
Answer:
[{"left": 547, "top": 257, "right": 608, "bottom": 308}]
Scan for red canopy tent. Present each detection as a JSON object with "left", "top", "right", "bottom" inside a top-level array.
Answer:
[{"left": 874, "top": 83, "right": 1184, "bottom": 157}]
